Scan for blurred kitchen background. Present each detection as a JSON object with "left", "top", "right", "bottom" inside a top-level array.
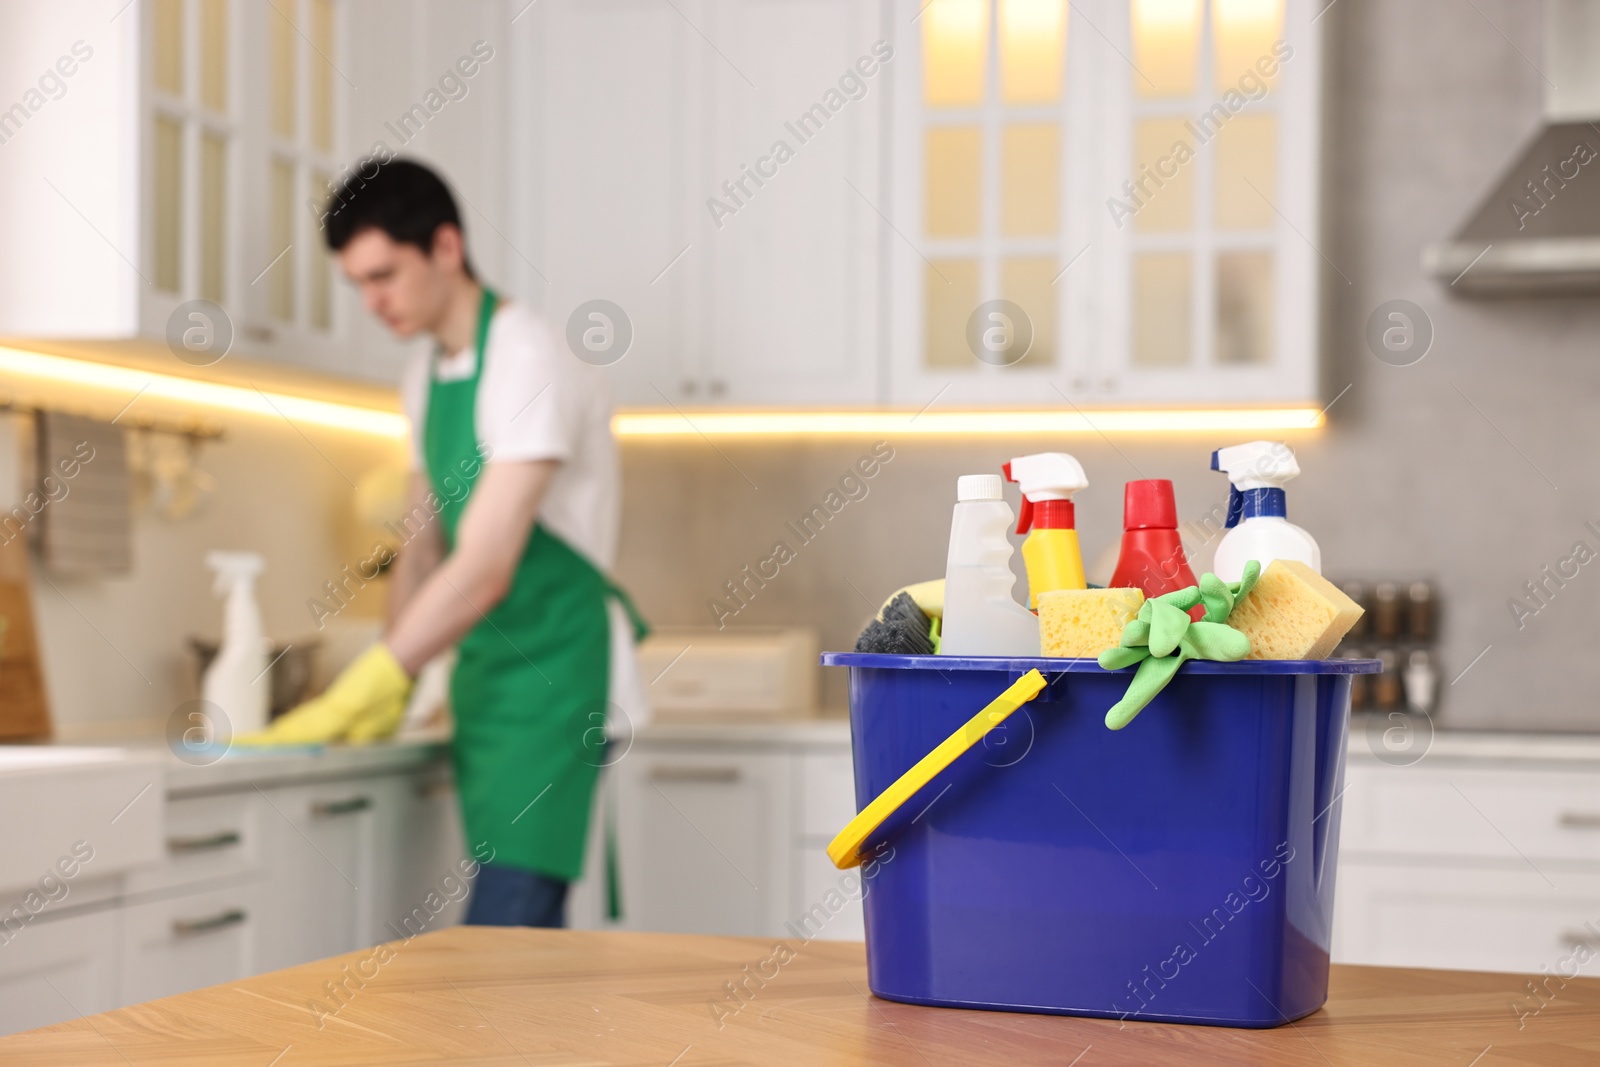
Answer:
[
  {"left": 1, "top": 0, "right": 1599, "bottom": 1036},
  {"left": 1, "top": 0, "right": 1592, "bottom": 733}
]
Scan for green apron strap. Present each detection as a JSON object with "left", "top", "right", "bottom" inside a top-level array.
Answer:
[
  {"left": 604, "top": 790, "right": 623, "bottom": 922},
  {"left": 605, "top": 580, "right": 650, "bottom": 644}
]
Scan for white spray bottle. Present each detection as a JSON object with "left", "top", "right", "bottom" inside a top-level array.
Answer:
[
  {"left": 1210, "top": 441, "right": 1321, "bottom": 583},
  {"left": 938, "top": 474, "right": 1040, "bottom": 657},
  {"left": 202, "top": 551, "right": 270, "bottom": 734}
]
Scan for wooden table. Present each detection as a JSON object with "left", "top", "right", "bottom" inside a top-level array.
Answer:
[{"left": 2, "top": 928, "right": 1596, "bottom": 1065}]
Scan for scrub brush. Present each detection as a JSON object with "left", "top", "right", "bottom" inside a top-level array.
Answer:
[{"left": 855, "top": 592, "right": 939, "bottom": 655}]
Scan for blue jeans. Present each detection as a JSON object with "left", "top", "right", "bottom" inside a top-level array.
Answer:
[{"left": 465, "top": 864, "right": 569, "bottom": 928}]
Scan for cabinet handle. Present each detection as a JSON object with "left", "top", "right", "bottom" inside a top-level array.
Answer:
[
  {"left": 310, "top": 796, "right": 372, "bottom": 817},
  {"left": 172, "top": 908, "right": 247, "bottom": 937},
  {"left": 709, "top": 379, "right": 727, "bottom": 397},
  {"left": 415, "top": 778, "right": 455, "bottom": 800},
  {"left": 1558, "top": 812, "right": 1600, "bottom": 830},
  {"left": 1561, "top": 929, "right": 1597, "bottom": 949},
  {"left": 682, "top": 380, "right": 699, "bottom": 397},
  {"left": 242, "top": 324, "right": 275, "bottom": 343},
  {"left": 167, "top": 831, "right": 242, "bottom": 853},
  {"left": 648, "top": 766, "right": 741, "bottom": 783}
]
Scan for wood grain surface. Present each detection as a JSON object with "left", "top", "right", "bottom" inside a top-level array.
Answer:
[{"left": 0, "top": 927, "right": 1595, "bottom": 1065}]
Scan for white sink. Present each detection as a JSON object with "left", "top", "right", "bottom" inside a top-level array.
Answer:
[{"left": 0, "top": 746, "right": 163, "bottom": 894}]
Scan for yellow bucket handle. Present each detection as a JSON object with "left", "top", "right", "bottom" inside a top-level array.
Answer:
[{"left": 827, "top": 669, "right": 1049, "bottom": 869}]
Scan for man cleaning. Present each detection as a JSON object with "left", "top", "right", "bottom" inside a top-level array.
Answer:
[{"left": 247, "top": 158, "right": 645, "bottom": 929}]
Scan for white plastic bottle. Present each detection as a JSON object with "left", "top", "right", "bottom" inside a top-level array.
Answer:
[
  {"left": 202, "top": 551, "right": 270, "bottom": 734},
  {"left": 938, "top": 475, "right": 1040, "bottom": 657},
  {"left": 1211, "top": 441, "right": 1321, "bottom": 583}
]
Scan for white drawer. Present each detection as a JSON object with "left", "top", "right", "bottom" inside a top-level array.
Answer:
[
  {"left": 1333, "top": 861, "right": 1600, "bottom": 975},
  {"left": 124, "top": 792, "right": 266, "bottom": 897},
  {"left": 797, "top": 750, "right": 857, "bottom": 838},
  {"left": 791, "top": 845, "right": 865, "bottom": 942},
  {"left": 120, "top": 883, "right": 263, "bottom": 1005},
  {"left": 1341, "top": 763, "right": 1600, "bottom": 865}
]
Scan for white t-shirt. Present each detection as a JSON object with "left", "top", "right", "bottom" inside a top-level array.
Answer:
[{"left": 399, "top": 301, "right": 619, "bottom": 574}]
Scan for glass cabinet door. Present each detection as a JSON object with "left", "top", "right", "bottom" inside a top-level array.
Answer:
[
  {"left": 890, "top": 0, "right": 1322, "bottom": 407},
  {"left": 148, "top": 0, "right": 236, "bottom": 307}
]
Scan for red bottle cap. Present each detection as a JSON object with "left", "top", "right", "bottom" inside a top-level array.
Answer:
[{"left": 1123, "top": 479, "right": 1179, "bottom": 530}]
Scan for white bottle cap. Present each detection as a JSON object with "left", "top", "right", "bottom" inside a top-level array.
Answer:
[{"left": 957, "top": 474, "right": 1003, "bottom": 502}]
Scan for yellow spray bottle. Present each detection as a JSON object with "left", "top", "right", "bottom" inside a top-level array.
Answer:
[{"left": 1002, "top": 453, "right": 1088, "bottom": 609}]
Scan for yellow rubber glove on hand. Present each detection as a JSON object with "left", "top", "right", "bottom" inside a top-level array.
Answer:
[{"left": 237, "top": 644, "right": 412, "bottom": 746}]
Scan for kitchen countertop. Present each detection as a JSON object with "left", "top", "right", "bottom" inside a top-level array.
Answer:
[
  {"left": 28, "top": 730, "right": 454, "bottom": 796},
  {"left": 26, "top": 714, "right": 1600, "bottom": 802},
  {"left": 0, "top": 927, "right": 1593, "bottom": 1065},
  {"left": 1347, "top": 717, "right": 1600, "bottom": 765},
  {"left": 631, "top": 716, "right": 850, "bottom": 746}
]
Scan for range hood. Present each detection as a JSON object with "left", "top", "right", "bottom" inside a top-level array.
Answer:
[{"left": 1423, "top": 1, "right": 1600, "bottom": 294}]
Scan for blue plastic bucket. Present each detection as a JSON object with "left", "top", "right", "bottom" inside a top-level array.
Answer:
[{"left": 822, "top": 652, "right": 1382, "bottom": 1029}]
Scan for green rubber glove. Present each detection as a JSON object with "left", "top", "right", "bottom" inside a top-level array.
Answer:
[
  {"left": 1096, "top": 561, "right": 1261, "bottom": 730},
  {"left": 236, "top": 644, "right": 413, "bottom": 746}
]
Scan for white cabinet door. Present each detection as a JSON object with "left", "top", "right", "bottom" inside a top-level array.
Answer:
[
  {"left": 120, "top": 883, "right": 262, "bottom": 1005},
  {"left": 792, "top": 843, "right": 865, "bottom": 941},
  {"left": 614, "top": 749, "right": 792, "bottom": 936},
  {"left": 1332, "top": 862, "right": 1600, "bottom": 977},
  {"left": 328, "top": 0, "right": 508, "bottom": 384},
  {"left": 254, "top": 779, "right": 384, "bottom": 971},
  {"left": 697, "top": 0, "right": 884, "bottom": 406},
  {"left": 0, "top": 909, "right": 121, "bottom": 1038},
  {"left": 532, "top": 0, "right": 697, "bottom": 408},
  {"left": 377, "top": 768, "right": 469, "bottom": 943}
]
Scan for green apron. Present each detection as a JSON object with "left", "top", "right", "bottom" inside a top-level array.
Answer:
[{"left": 423, "top": 289, "right": 636, "bottom": 883}]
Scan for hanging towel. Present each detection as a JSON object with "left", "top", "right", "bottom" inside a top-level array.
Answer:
[{"left": 35, "top": 412, "right": 132, "bottom": 577}]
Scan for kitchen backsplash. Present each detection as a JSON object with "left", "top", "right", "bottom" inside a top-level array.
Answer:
[{"left": 26, "top": 415, "right": 403, "bottom": 737}]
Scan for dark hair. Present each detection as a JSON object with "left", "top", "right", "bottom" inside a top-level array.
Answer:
[{"left": 322, "top": 157, "right": 473, "bottom": 276}]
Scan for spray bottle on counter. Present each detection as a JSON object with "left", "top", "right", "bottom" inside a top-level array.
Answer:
[
  {"left": 1110, "top": 479, "right": 1198, "bottom": 598},
  {"left": 938, "top": 475, "right": 1039, "bottom": 656},
  {"left": 1002, "top": 453, "right": 1088, "bottom": 609},
  {"left": 1210, "top": 441, "right": 1321, "bottom": 583},
  {"left": 202, "top": 551, "right": 270, "bottom": 735}
]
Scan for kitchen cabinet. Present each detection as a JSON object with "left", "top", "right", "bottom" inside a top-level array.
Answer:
[
  {"left": 0, "top": 907, "right": 121, "bottom": 1036},
  {"left": 120, "top": 884, "right": 264, "bottom": 1005},
  {"left": 614, "top": 748, "right": 793, "bottom": 936},
  {"left": 520, "top": 0, "right": 883, "bottom": 407},
  {"left": 884, "top": 0, "right": 1324, "bottom": 407},
  {"left": 695, "top": 0, "right": 884, "bottom": 406},
  {"left": 254, "top": 776, "right": 398, "bottom": 971},
  {"left": 1332, "top": 738, "right": 1600, "bottom": 976},
  {"left": 608, "top": 724, "right": 863, "bottom": 941},
  {"left": 527, "top": 0, "right": 1323, "bottom": 410},
  {"left": 0, "top": 0, "right": 505, "bottom": 385},
  {"left": 0, "top": 746, "right": 459, "bottom": 1039},
  {"left": 379, "top": 762, "right": 470, "bottom": 936},
  {"left": 526, "top": 0, "right": 696, "bottom": 408}
]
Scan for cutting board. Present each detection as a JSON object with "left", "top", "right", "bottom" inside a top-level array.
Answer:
[{"left": 0, "top": 534, "right": 51, "bottom": 739}]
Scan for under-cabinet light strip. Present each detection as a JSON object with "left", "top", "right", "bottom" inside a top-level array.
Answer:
[
  {"left": 0, "top": 346, "right": 408, "bottom": 438},
  {"left": 610, "top": 407, "right": 1325, "bottom": 436},
  {"left": 0, "top": 346, "right": 1326, "bottom": 440}
]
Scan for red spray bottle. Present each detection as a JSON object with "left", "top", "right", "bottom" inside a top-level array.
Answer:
[{"left": 1110, "top": 480, "right": 1198, "bottom": 601}]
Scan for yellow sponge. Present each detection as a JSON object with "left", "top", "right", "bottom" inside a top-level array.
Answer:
[
  {"left": 1039, "top": 588, "right": 1146, "bottom": 658},
  {"left": 1228, "top": 560, "right": 1364, "bottom": 660}
]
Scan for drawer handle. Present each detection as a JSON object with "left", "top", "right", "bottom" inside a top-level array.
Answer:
[
  {"left": 172, "top": 909, "right": 247, "bottom": 937},
  {"left": 311, "top": 796, "right": 372, "bottom": 817},
  {"left": 168, "top": 831, "right": 242, "bottom": 853},
  {"left": 415, "top": 779, "right": 455, "bottom": 800},
  {"left": 648, "top": 766, "right": 741, "bottom": 783},
  {"left": 1559, "top": 812, "right": 1600, "bottom": 830},
  {"left": 1561, "top": 929, "right": 1597, "bottom": 949}
]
